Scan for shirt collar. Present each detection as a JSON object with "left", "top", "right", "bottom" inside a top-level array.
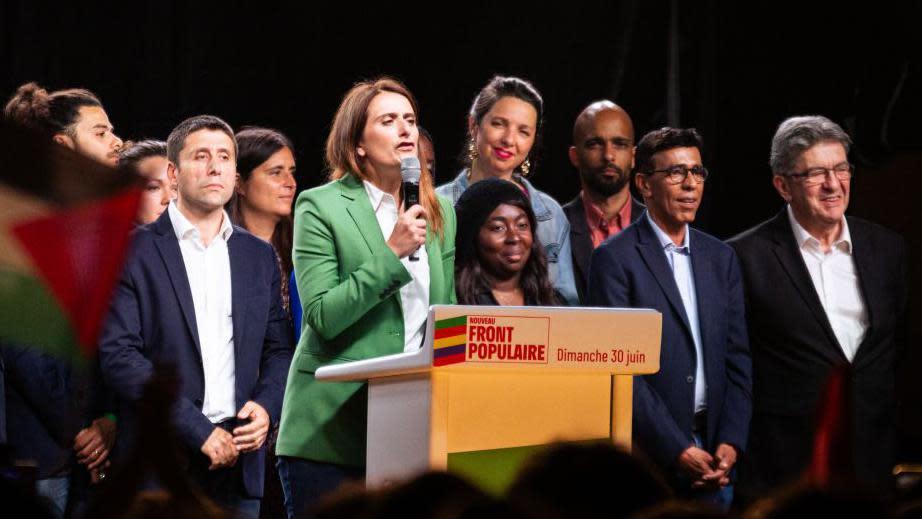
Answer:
[
  {"left": 581, "top": 191, "right": 632, "bottom": 229},
  {"left": 645, "top": 210, "right": 690, "bottom": 252},
  {"left": 786, "top": 204, "right": 851, "bottom": 253},
  {"left": 363, "top": 180, "right": 397, "bottom": 213},
  {"left": 168, "top": 200, "right": 234, "bottom": 243},
  {"left": 458, "top": 169, "right": 550, "bottom": 218}
]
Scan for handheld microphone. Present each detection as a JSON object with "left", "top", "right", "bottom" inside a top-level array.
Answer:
[{"left": 400, "top": 156, "right": 422, "bottom": 262}]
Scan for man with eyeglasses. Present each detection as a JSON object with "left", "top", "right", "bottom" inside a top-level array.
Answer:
[
  {"left": 728, "top": 116, "right": 908, "bottom": 497},
  {"left": 588, "top": 127, "right": 752, "bottom": 510}
]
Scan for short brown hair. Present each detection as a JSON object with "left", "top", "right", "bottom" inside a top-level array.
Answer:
[
  {"left": 325, "top": 77, "right": 444, "bottom": 237},
  {"left": 166, "top": 115, "right": 236, "bottom": 166}
]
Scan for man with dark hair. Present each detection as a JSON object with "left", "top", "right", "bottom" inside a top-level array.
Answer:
[
  {"left": 588, "top": 127, "right": 752, "bottom": 509},
  {"left": 3, "top": 83, "right": 121, "bottom": 516},
  {"left": 4, "top": 82, "right": 123, "bottom": 167},
  {"left": 165, "top": 114, "right": 237, "bottom": 166},
  {"left": 563, "top": 101, "right": 644, "bottom": 303},
  {"left": 100, "top": 115, "right": 292, "bottom": 517},
  {"left": 728, "top": 116, "right": 908, "bottom": 496}
]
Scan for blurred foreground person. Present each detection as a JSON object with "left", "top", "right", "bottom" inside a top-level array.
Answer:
[
  {"left": 3, "top": 83, "right": 125, "bottom": 516},
  {"left": 507, "top": 442, "right": 671, "bottom": 519}
]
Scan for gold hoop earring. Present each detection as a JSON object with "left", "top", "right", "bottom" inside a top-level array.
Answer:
[
  {"left": 467, "top": 140, "right": 479, "bottom": 162},
  {"left": 520, "top": 158, "right": 531, "bottom": 176}
]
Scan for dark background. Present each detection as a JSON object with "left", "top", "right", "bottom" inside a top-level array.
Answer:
[{"left": 3, "top": 0, "right": 921, "bottom": 455}]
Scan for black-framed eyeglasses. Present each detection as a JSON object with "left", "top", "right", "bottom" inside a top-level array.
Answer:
[
  {"left": 786, "top": 162, "right": 853, "bottom": 187},
  {"left": 647, "top": 164, "right": 709, "bottom": 184}
]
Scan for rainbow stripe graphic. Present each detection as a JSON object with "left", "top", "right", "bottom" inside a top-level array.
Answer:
[{"left": 433, "top": 315, "right": 468, "bottom": 366}]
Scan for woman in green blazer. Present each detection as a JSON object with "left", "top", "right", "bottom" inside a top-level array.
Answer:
[{"left": 275, "top": 78, "right": 456, "bottom": 517}]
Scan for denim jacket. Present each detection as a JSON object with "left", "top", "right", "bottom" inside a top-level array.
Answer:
[{"left": 436, "top": 170, "right": 578, "bottom": 306}]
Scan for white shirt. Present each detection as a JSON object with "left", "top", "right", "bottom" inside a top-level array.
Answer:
[
  {"left": 168, "top": 201, "right": 236, "bottom": 422},
  {"left": 786, "top": 205, "right": 868, "bottom": 361},
  {"left": 363, "top": 181, "right": 430, "bottom": 352},
  {"left": 647, "top": 213, "right": 707, "bottom": 413}
]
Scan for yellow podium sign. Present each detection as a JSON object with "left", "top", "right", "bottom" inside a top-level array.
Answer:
[
  {"left": 315, "top": 305, "right": 662, "bottom": 491},
  {"left": 430, "top": 306, "right": 660, "bottom": 373}
]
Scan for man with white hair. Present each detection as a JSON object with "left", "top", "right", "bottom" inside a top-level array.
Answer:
[{"left": 728, "top": 115, "right": 908, "bottom": 495}]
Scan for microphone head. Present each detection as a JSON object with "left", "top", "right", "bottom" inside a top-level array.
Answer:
[{"left": 400, "top": 156, "right": 421, "bottom": 183}]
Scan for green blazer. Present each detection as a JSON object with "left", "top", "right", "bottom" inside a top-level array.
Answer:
[{"left": 276, "top": 173, "right": 456, "bottom": 466}]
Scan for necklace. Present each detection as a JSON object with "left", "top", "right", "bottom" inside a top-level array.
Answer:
[{"left": 491, "top": 287, "right": 523, "bottom": 306}]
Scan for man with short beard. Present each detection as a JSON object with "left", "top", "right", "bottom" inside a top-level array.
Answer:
[{"left": 563, "top": 101, "right": 644, "bottom": 303}]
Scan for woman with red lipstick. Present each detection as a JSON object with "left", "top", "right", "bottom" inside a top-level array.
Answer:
[
  {"left": 436, "top": 75, "right": 577, "bottom": 305},
  {"left": 455, "top": 178, "right": 559, "bottom": 306},
  {"left": 227, "top": 127, "right": 298, "bottom": 319},
  {"left": 275, "top": 77, "right": 456, "bottom": 518}
]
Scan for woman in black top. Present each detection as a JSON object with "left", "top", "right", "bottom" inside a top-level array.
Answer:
[{"left": 455, "top": 178, "right": 558, "bottom": 306}]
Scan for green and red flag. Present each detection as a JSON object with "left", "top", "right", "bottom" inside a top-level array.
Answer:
[{"left": 0, "top": 118, "right": 141, "bottom": 364}]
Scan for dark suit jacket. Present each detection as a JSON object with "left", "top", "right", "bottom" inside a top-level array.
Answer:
[
  {"left": 587, "top": 214, "right": 752, "bottom": 471},
  {"left": 728, "top": 210, "right": 908, "bottom": 490},
  {"left": 1, "top": 343, "right": 84, "bottom": 478},
  {"left": 563, "top": 194, "right": 644, "bottom": 304},
  {"left": 99, "top": 210, "right": 292, "bottom": 497}
]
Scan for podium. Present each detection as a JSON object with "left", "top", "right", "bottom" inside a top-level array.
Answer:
[{"left": 315, "top": 304, "right": 661, "bottom": 492}]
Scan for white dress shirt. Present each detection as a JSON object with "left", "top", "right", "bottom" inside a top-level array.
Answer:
[
  {"left": 647, "top": 213, "right": 707, "bottom": 413},
  {"left": 363, "top": 181, "right": 430, "bottom": 352},
  {"left": 168, "top": 201, "right": 237, "bottom": 423},
  {"left": 786, "top": 205, "right": 868, "bottom": 361}
]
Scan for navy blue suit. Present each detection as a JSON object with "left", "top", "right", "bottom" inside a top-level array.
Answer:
[
  {"left": 587, "top": 214, "right": 752, "bottom": 472},
  {"left": 99, "top": 210, "right": 292, "bottom": 498}
]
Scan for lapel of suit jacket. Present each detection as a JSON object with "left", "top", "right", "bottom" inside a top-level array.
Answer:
[
  {"left": 635, "top": 214, "right": 694, "bottom": 341},
  {"left": 629, "top": 197, "right": 645, "bottom": 223},
  {"left": 689, "top": 229, "right": 716, "bottom": 373},
  {"left": 342, "top": 173, "right": 408, "bottom": 313},
  {"left": 151, "top": 211, "right": 202, "bottom": 357},
  {"left": 425, "top": 225, "right": 443, "bottom": 304},
  {"left": 227, "top": 231, "right": 250, "bottom": 393},
  {"left": 847, "top": 218, "right": 880, "bottom": 362},
  {"left": 768, "top": 210, "right": 846, "bottom": 360},
  {"left": 565, "top": 196, "right": 593, "bottom": 285},
  {"left": 341, "top": 174, "right": 391, "bottom": 256}
]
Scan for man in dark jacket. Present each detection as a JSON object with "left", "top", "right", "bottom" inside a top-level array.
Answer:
[{"left": 562, "top": 101, "right": 644, "bottom": 303}]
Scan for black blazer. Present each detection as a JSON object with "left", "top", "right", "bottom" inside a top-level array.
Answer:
[
  {"left": 728, "top": 210, "right": 908, "bottom": 490},
  {"left": 562, "top": 194, "right": 644, "bottom": 304},
  {"left": 1, "top": 343, "right": 85, "bottom": 478}
]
